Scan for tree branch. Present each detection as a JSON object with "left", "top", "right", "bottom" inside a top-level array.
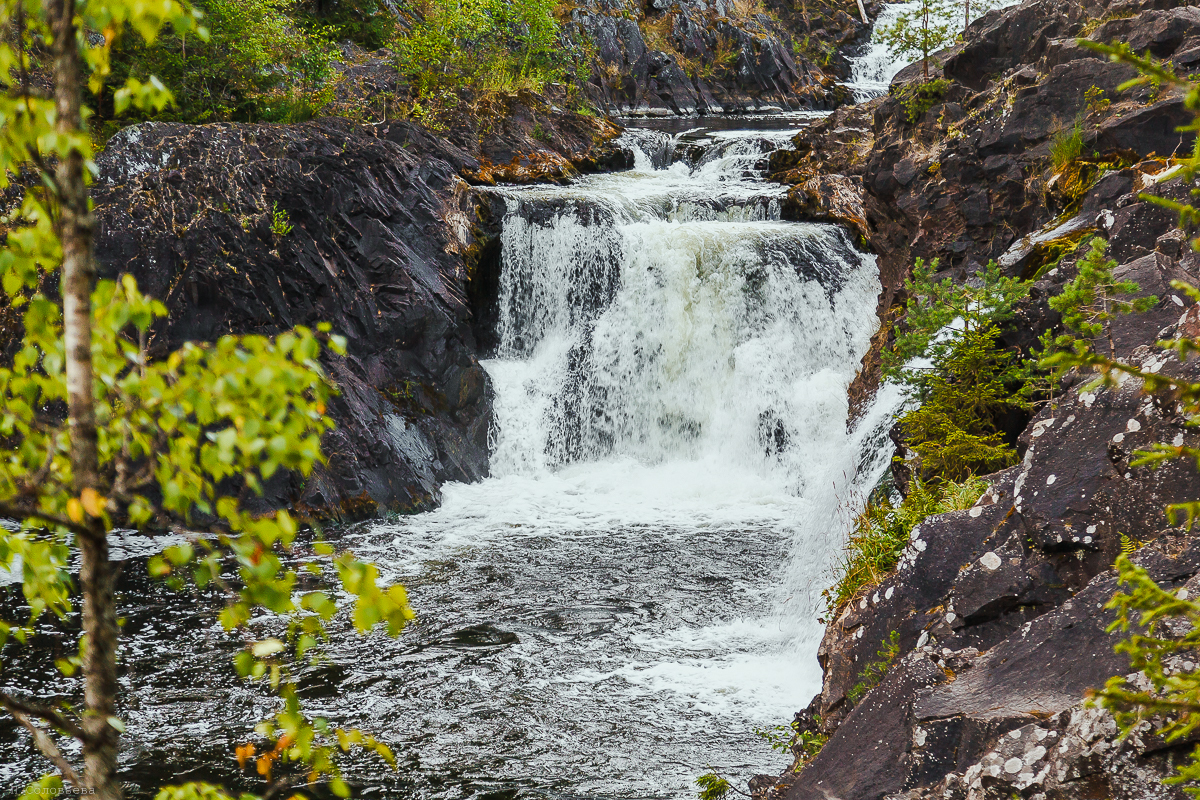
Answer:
[
  {"left": 2, "top": 704, "right": 85, "bottom": 789},
  {"left": 0, "top": 690, "right": 90, "bottom": 742},
  {"left": 0, "top": 499, "right": 95, "bottom": 538}
]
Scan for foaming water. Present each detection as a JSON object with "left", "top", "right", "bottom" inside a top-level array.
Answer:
[
  {"left": 845, "top": 0, "right": 1022, "bottom": 102},
  {"left": 844, "top": 1, "right": 920, "bottom": 101},
  {"left": 339, "top": 124, "right": 897, "bottom": 796},
  {"left": 0, "top": 121, "right": 898, "bottom": 799}
]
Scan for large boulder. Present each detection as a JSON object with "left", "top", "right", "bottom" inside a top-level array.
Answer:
[{"left": 93, "top": 119, "right": 492, "bottom": 518}]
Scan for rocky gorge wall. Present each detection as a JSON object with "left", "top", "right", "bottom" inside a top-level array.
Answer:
[
  {"left": 89, "top": 99, "right": 629, "bottom": 519},
  {"left": 761, "top": 0, "right": 1200, "bottom": 798},
  {"left": 574, "top": 0, "right": 882, "bottom": 114}
]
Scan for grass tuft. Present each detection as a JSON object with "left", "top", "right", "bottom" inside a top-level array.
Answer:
[{"left": 826, "top": 476, "right": 987, "bottom": 614}]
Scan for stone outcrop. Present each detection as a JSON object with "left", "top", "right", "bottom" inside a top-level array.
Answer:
[
  {"left": 575, "top": 0, "right": 881, "bottom": 114},
  {"left": 764, "top": 0, "right": 1200, "bottom": 797},
  {"left": 90, "top": 102, "right": 624, "bottom": 520},
  {"left": 770, "top": 0, "right": 1200, "bottom": 403},
  {"left": 771, "top": 167, "right": 1200, "bottom": 799}
]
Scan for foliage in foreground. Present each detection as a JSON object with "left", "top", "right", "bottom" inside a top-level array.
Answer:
[
  {"left": 0, "top": 0, "right": 411, "bottom": 796},
  {"left": 1094, "top": 555, "right": 1200, "bottom": 794},
  {"left": 696, "top": 771, "right": 734, "bottom": 800},
  {"left": 1072, "top": 38, "right": 1200, "bottom": 793}
]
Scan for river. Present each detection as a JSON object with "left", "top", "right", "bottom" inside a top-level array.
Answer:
[{"left": 1, "top": 28, "right": 914, "bottom": 800}]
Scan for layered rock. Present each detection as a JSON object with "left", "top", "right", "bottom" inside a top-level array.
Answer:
[
  {"left": 770, "top": 0, "right": 1200, "bottom": 397},
  {"left": 765, "top": 0, "right": 1200, "bottom": 797},
  {"left": 575, "top": 0, "right": 880, "bottom": 114},
  {"left": 91, "top": 103, "right": 625, "bottom": 519}
]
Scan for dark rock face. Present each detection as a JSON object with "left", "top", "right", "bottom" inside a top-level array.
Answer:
[
  {"left": 91, "top": 107, "right": 623, "bottom": 519},
  {"left": 575, "top": 0, "right": 879, "bottom": 115},
  {"left": 766, "top": 0, "right": 1200, "bottom": 797},
  {"left": 772, "top": 157, "right": 1200, "bottom": 798},
  {"left": 769, "top": 0, "right": 1200, "bottom": 406},
  {"left": 93, "top": 120, "right": 489, "bottom": 517}
]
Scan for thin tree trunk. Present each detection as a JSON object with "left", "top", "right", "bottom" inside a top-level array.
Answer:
[
  {"left": 45, "top": 0, "right": 119, "bottom": 796},
  {"left": 964, "top": 0, "right": 969, "bottom": 34}
]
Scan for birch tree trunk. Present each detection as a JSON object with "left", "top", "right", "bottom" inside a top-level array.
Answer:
[{"left": 45, "top": 0, "right": 120, "bottom": 796}]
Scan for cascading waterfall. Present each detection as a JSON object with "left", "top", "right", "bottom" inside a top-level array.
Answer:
[
  {"left": 844, "top": 0, "right": 920, "bottom": 102},
  {"left": 3, "top": 123, "right": 903, "bottom": 798},
  {"left": 328, "top": 126, "right": 900, "bottom": 797}
]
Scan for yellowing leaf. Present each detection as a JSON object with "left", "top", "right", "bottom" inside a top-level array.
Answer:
[
  {"left": 81, "top": 487, "right": 106, "bottom": 517},
  {"left": 251, "top": 638, "right": 285, "bottom": 658},
  {"left": 66, "top": 498, "right": 84, "bottom": 524},
  {"left": 235, "top": 742, "right": 255, "bottom": 769}
]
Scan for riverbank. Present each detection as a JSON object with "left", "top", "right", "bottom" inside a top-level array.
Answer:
[{"left": 764, "top": 0, "right": 1200, "bottom": 797}]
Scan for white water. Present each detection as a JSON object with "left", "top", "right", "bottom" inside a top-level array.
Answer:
[
  {"left": 845, "top": 1, "right": 921, "bottom": 102},
  {"left": 335, "top": 127, "right": 901, "bottom": 797},
  {"left": 845, "top": 0, "right": 1022, "bottom": 102}
]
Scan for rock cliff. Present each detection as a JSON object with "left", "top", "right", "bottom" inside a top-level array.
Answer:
[
  {"left": 574, "top": 0, "right": 882, "bottom": 114},
  {"left": 91, "top": 102, "right": 626, "bottom": 519},
  {"left": 765, "top": 0, "right": 1200, "bottom": 797}
]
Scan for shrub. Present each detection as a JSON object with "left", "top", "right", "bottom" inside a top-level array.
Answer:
[
  {"left": 395, "top": 0, "right": 564, "bottom": 100},
  {"left": 884, "top": 258, "right": 1030, "bottom": 482},
  {"left": 105, "top": 0, "right": 337, "bottom": 124},
  {"left": 1085, "top": 84, "right": 1111, "bottom": 116},
  {"left": 1050, "top": 119, "right": 1085, "bottom": 171},
  {"left": 899, "top": 325, "right": 1024, "bottom": 480},
  {"left": 893, "top": 78, "right": 952, "bottom": 123}
]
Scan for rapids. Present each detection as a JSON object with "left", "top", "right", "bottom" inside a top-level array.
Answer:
[{"left": 1, "top": 121, "right": 900, "bottom": 798}]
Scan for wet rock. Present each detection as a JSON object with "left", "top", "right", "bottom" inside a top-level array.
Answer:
[
  {"left": 783, "top": 173, "right": 870, "bottom": 239},
  {"left": 91, "top": 102, "right": 624, "bottom": 520},
  {"left": 93, "top": 120, "right": 489, "bottom": 518}
]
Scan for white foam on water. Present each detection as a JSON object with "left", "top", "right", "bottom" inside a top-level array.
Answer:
[{"left": 354, "top": 125, "right": 898, "bottom": 796}]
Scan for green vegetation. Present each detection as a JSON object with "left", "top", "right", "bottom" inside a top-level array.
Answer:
[
  {"left": 893, "top": 78, "right": 951, "bottom": 123},
  {"left": 696, "top": 772, "right": 734, "bottom": 800},
  {"left": 96, "top": 0, "right": 587, "bottom": 133},
  {"left": 1037, "top": 39, "right": 1200, "bottom": 796},
  {"left": 396, "top": 0, "right": 567, "bottom": 104},
  {"left": 790, "top": 723, "right": 829, "bottom": 769},
  {"left": 1085, "top": 84, "right": 1111, "bottom": 115},
  {"left": 848, "top": 631, "right": 901, "bottom": 703},
  {"left": 1079, "top": 9, "right": 1136, "bottom": 37},
  {"left": 878, "top": 0, "right": 956, "bottom": 81},
  {"left": 1049, "top": 237, "right": 1157, "bottom": 355},
  {"left": 897, "top": 322, "right": 1024, "bottom": 481},
  {"left": 793, "top": 35, "right": 835, "bottom": 68},
  {"left": 106, "top": 0, "right": 341, "bottom": 126},
  {"left": 0, "top": 0, "right": 411, "bottom": 796},
  {"left": 270, "top": 202, "right": 294, "bottom": 237},
  {"left": 752, "top": 715, "right": 829, "bottom": 774},
  {"left": 886, "top": 258, "right": 1030, "bottom": 481},
  {"left": 827, "top": 476, "right": 987, "bottom": 611},
  {"left": 1050, "top": 119, "right": 1085, "bottom": 171}
]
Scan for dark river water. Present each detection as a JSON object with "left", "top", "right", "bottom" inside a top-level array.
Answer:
[{"left": 0, "top": 117, "right": 900, "bottom": 799}]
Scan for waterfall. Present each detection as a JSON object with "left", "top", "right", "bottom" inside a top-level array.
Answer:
[
  {"left": 845, "top": 0, "right": 1022, "bottom": 103},
  {"left": 845, "top": 1, "right": 920, "bottom": 102},
  {"left": 328, "top": 127, "right": 897, "bottom": 797}
]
